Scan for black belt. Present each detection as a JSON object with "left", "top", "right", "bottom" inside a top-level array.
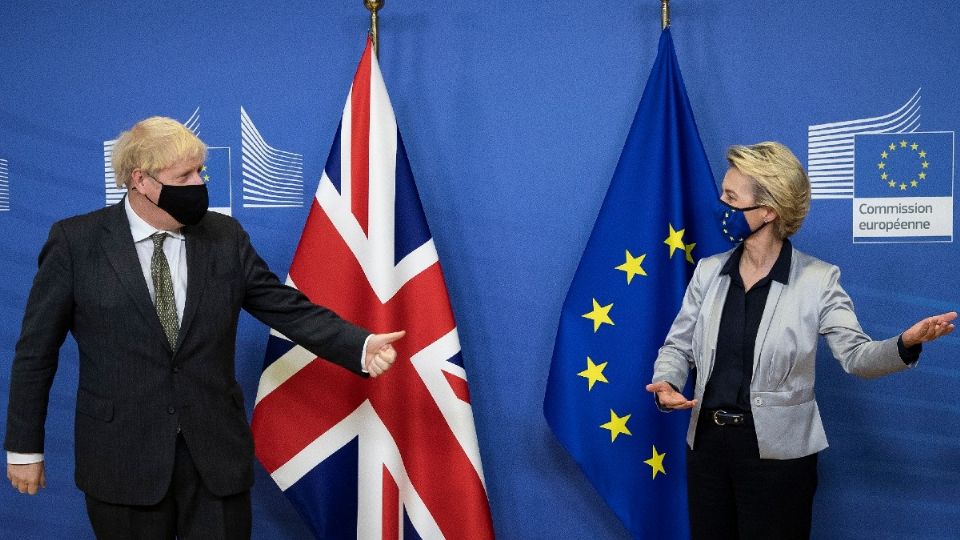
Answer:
[{"left": 709, "top": 409, "right": 748, "bottom": 426}]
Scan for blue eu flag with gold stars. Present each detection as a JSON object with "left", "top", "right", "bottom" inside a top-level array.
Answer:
[
  {"left": 203, "top": 147, "right": 233, "bottom": 215},
  {"left": 544, "top": 29, "right": 730, "bottom": 538}
]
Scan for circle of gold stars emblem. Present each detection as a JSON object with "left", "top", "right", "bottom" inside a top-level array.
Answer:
[{"left": 877, "top": 139, "right": 929, "bottom": 191}]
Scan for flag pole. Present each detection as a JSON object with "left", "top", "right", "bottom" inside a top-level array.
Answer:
[
  {"left": 661, "top": 0, "right": 670, "bottom": 30},
  {"left": 364, "top": 0, "right": 383, "bottom": 56}
]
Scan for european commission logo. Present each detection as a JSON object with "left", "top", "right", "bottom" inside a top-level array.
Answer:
[
  {"left": 853, "top": 133, "right": 954, "bottom": 242},
  {"left": 807, "top": 89, "right": 955, "bottom": 243},
  {"left": 0, "top": 158, "right": 9, "bottom": 212},
  {"left": 102, "top": 107, "right": 307, "bottom": 213},
  {"left": 104, "top": 108, "right": 233, "bottom": 216}
]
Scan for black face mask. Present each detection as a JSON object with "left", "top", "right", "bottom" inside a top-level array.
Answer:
[{"left": 144, "top": 176, "right": 209, "bottom": 226}]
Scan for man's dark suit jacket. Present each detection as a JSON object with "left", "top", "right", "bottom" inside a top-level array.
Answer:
[{"left": 4, "top": 201, "right": 369, "bottom": 505}]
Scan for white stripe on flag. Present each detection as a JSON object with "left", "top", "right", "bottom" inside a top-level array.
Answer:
[
  {"left": 411, "top": 329, "right": 487, "bottom": 487},
  {"left": 315, "top": 177, "right": 440, "bottom": 304},
  {"left": 366, "top": 53, "right": 400, "bottom": 296},
  {"left": 269, "top": 401, "right": 445, "bottom": 539},
  {"left": 339, "top": 89, "right": 354, "bottom": 209}
]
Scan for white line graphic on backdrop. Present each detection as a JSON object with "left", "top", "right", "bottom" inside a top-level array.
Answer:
[
  {"left": 0, "top": 159, "right": 9, "bottom": 211},
  {"left": 240, "top": 106, "right": 304, "bottom": 208},
  {"left": 808, "top": 89, "right": 921, "bottom": 199}
]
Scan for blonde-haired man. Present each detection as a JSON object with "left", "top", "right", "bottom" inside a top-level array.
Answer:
[{"left": 5, "top": 116, "right": 404, "bottom": 538}]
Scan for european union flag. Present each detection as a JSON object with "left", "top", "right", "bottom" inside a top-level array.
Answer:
[
  {"left": 544, "top": 29, "right": 730, "bottom": 538},
  {"left": 204, "top": 146, "right": 232, "bottom": 215},
  {"left": 853, "top": 132, "right": 954, "bottom": 198}
]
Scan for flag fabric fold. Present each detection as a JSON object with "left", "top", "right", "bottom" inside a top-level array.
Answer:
[
  {"left": 251, "top": 38, "right": 494, "bottom": 540},
  {"left": 544, "top": 29, "right": 730, "bottom": 538}
]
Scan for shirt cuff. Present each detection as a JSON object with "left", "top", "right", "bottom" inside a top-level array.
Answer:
[
  {"left": 360, "top": 334, "right": 373, "bottom": 373},
  {"left": 897, "top": 335, "right": 922, "bottom": 365},
  {"left": 7, "top": 452, "right": 44, "bottom": 465}
]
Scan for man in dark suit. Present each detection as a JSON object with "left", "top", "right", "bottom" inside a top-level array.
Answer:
[{"left": 4, "top": 116, "right": 404, "bottom": 538}]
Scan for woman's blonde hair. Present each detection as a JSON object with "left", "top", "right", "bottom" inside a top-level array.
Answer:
[
  {"left": 726, "top": 142, "right": 811, "bottom": 239},
  {"left": 111, "top": 116, "right": 207, "bottom": 187}
]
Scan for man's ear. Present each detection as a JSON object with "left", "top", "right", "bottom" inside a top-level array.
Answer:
[{"left": 129, "top": 168, "right": 144, "bottom": 191}]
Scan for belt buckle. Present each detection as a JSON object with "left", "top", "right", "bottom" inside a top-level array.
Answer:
[{"left": 712, "top": 409, "right": 744, "bottom": 426}]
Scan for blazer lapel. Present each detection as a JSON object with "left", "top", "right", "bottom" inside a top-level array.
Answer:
[
  {"left": 177, "top": 224, "right": 210, "bottom": 350},
  {"left": 702, "top": 273, "right": 731, "bottom": 378},
  {"left": 753, "top": 280, "right": 785, "bottom": 379},
  {"left": 99, "top": 201, "right": 173, "bottom": 352}
]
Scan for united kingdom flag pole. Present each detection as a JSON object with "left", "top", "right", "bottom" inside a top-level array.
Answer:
[{"left": 364, "top": 0, "right": 383, "bottom": 57}]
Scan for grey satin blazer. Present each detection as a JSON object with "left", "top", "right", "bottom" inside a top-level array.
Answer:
[{"left": 652, "top": 245, "right": 912, "bottom": 459}]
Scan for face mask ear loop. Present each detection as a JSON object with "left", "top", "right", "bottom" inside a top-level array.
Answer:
[{"left": 138, "top": 173, "right": 163, "bottom": 208}]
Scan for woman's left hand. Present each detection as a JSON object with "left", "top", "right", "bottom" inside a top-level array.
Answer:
[{"left": 901, "top": 311, "right": 957, "bottom": 348}]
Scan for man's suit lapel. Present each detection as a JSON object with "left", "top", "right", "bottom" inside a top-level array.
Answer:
[
  {"left": 99, "top": 201, "right": 174, "bottom": 353},
  {"left": 178, "top": 223, "right": 210, "bottom": 350}
]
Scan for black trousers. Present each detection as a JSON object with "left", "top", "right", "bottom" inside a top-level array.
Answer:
[
  {"left": 85, "top": 435, "right": 251, "bottom": 540},
  {"left": 687, "top": 412, "right": 818, "bottom": 540}
]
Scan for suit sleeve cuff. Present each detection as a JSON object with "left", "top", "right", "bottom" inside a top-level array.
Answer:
[
  {"left": 7, "top": 452, "right": 44, "bottom": 465},
  {"left": 359, "top": 334, "right": 373, "bottom": 373},
  {"left": 897, "top": 335, "right": 922, "bottom": 365}
]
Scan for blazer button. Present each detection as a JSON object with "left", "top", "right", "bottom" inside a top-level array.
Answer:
[
  {"left": 754, "top": 397, "right": 763, "bottom": 407},
  {"left": 167, "top": 406, "right": 176, "bottom": 415}
]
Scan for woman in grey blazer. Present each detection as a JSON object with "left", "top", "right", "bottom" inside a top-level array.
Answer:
[{"left": 645, "top": 142, "right": 956, "bottom": 540}]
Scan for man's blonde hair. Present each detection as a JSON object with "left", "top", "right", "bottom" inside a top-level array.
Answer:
[
  {"left": 111, "top": 116, "right": 207, "bottom": 187},
  {"left": 726, "top": 142, "right": 811, "bottom": 239}
]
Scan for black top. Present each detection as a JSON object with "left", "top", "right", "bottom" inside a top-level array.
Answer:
[
  {"left": 701, "top": 240, "right": 793, "bottom": 412},
  {"left": 700, "top": 239, "right": 921, "bottom": 413}
]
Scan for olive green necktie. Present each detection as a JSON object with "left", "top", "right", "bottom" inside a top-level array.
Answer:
[{"left": 150, "top": 232, "right": 179, "bottom": 348}]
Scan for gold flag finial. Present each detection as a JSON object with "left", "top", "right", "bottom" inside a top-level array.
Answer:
[
  {"left": 364, "top": 0, "right": 383, "bottom": 56},
  {"left": 661, "top": 0, "right": 670, "bottom": 30}
]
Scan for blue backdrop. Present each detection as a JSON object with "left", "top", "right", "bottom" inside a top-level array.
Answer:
[{"left": 1, "top": 1, "right": 957, "bottom": 538}]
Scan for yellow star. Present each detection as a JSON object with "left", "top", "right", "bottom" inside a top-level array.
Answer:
[
  {"left": 911, "top": 142, "right": 919, "bottom": 151},
  {"left": 922, "top": 161, "right": 929, "bottom": 169},
  {"left": 880, "top": 151, "right": 888, "bottom": 159},
  {"left": 582, "top": 299, "right": 614, "bottom": 333},
  {"left": 664, "top": 224, "right": 686, "bottom": 259},
  {"left": 577, "top": 357, "right": 609, "bottom": 391},
  {"left": 919, "top": 172, "right": 926, "bottom": 180},
  {"left": 900, "top": 140, "right": 908, "bottom": 148},
  {"left": 889, "top": 143, "right": 896, "bottom": 151},
  {"left": 201, "top": 165, "right": 208, "bottom": 171},
  {"left": 888, "top": 180, "right": 896, "bottom": 188},
  {"left": 900, "top": 183, "right": 907, "bottom": 190},
  {"left": 911, "top": 179, "right": 918, "bottom": 188},
  {"left": 203, "top": 174, "right": 211, "bottom": 182},
  {"left": 615, "top": 250, "right": 647, "bottom": 284},
  {"left": 600, "top": 409, "right": 632, "bottom": 442},
  {"left": 684, "top": 242, "right": 696, "bottom": 264},
  {"left": 880, "top": 172, "right": 888, "bottom": 180},
  {"left": 877, "top": 162, "right": 885, "bottom": 169},
  {"left": 919, "top": 150, "right": 927, "bottom": 158},
  {"left": 644, "top": 446, "right": 667, "bottom": 479}
]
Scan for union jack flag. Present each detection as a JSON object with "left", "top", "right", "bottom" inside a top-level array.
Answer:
[{"left": 251, "top": 39, "right": 495, "bottom": 539}]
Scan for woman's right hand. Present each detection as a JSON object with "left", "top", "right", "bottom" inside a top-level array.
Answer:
[{"left": 645, "top": 381, "right": 697, "bottom": 410}]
